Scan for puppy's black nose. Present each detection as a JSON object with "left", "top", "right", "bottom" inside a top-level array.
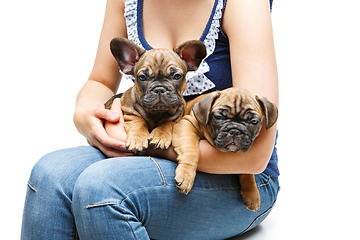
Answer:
[
  {"left": 153, "top": 86, "right": 167, "bottom": 95},
  {"left": 228, "top": 129, "right": 241, "bottom": 137}
]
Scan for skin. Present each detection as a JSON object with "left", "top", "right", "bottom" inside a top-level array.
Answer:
[{"left": 73, "top": 0, "right": 279, "bottom": 174}]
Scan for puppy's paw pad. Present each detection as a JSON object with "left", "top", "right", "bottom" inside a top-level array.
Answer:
[
  {"left": 148, "top": 131, "right": 171, "bottom": 150},
  {"left": 174, "top": 167, "right": 196, "bottom": 194},
  {"left": 241, "top": 191, "right": 260, "bottom": 212},
  {"left": 126, "top": 136, "right": 149, "bottom": 154},
  {"left": 174, "top": 177, "right": 193, "bottom": 194}
]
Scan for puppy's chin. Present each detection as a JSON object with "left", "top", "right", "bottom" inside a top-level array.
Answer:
[
  {"left": 214, "top": 142, "right": 241, "bottom": 153},
  {"left": 226, "top": 143, "right": 241, "bottom": 152},
  {"left": 144, "top": 103, "right": 176, "bottom": 113},
  {"left": 141, "top": 95, "right": 181, "bottom": 113},
  {"left": 214, "top": 140, "right": 252, "bottom": 153}
]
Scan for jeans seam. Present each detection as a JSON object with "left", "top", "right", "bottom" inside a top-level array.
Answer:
[
  {"left": 149, "top": 157, "right": 166, "bottom": 186},
  {"left": 258, "top": 174, "right": 272, "bottom": 188},
  {"left": 86, "top": 184, "right": 170, "bottom": 209},
  {"left": 85, "top": 157, "right": 167, "bottom": 209},
  {"left": 87, "top": 202, "right": 122, "bottom": 209},
  {"left": 86, "top": 202, "right": 138, "bottom": 239},
  {"left": 27, "top": 181, "right": 36, "bottom": 192}
]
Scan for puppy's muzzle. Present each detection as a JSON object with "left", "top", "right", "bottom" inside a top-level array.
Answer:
[
  {"left": 142, "top": 85, "right": 181, "bottom": 112},
  {"left": 213, "top": 124, "right": 252, "bottom": 153},
  {"left": 152, "top": 86, "right": 167, "bottom": 95}
]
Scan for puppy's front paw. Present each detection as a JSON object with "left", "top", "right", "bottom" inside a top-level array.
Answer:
[
  {"left": 148, "top": 128, "right": 172, "bottom": 150},
  {"left": 126, "top": 133, "right": 149, "bottom": 154},
  {"left": 174, "top": 164, "right": 197, "bottom": 194},
  {"left": 241, "top": 189, "right": 260, "bottom": 212}
]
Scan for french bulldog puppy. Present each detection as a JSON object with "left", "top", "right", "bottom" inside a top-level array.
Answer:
[
  {"left": 172, "top": 87, "right": 278, "bottom": 211},
  {"left": 105, "top": 37, "right": 206, "bottom": 154}
]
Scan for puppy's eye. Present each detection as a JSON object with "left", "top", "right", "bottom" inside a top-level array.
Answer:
[
  {"left": 173, "top": 73, "right": 182, "bottom": 80},
  {"left": 138, "top": 74, "right": 147, "bottom": 81},
  {"left": 250, "top": 119, "right": 259, "bottom": 125},
  {"left": 213, "top": 113, "right": 223, "bottom": 120}
]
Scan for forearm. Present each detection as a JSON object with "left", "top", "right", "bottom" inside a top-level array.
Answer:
[
  {"left": 73, "top": 79, "right": 120, "bottom": 137},
  {"left": 75, "top": 80, "right": 118, "bottom": 113},
  {"left": 146, "top": 122, "right": 276, "bottom": 175},
  {"left": 74, "top": 0, "right": 126, "bottom": 114},
  {"left": 199, "top": 0, "right": 278, "bottom": 174}
]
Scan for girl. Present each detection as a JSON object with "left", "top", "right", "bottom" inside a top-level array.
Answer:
[{"left": 21, "top": 0, "right": 280, "bottom": 239}]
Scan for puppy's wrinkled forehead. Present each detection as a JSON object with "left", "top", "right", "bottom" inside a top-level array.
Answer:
[
  {"left": 135, "top": 49, "right": 187, "bottom": 76},
  {"left": 213, "top": 89, "right": 262, "bottom": 116}
]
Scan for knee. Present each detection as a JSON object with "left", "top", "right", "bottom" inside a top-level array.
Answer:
[
  {"left": 29, "top": 147, "right": 106, "bottom": 187},
  {"left": 29, "top": 150, "right": 68, "bottom": 187},
  {"left": 28, "top": 147, "right": 103, "bottom": 190},
  {"left": 73, "top": 160, "right": 128, "bottom": 206},
  {"left": 73, "top": 157, "right": 163, "bottom": 207}
]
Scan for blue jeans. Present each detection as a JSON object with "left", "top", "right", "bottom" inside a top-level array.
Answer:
[{"left": 21, "top": 146, "right": 279, "bottom": 240}]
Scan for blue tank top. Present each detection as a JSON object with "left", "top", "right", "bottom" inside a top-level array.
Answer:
[{"left": 124, "top": 0, "right": 279, "bottom": 177}]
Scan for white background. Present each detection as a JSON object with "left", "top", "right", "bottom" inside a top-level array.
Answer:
[{"left": 1, "top": 0, "right": 359, "bottom": 239}]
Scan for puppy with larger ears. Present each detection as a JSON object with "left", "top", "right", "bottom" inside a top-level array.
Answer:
[
  {"left": 105, "top": 37, "right": 206, "bottom": 154},
  {"left": 172, "top": 87, "right": 278, "bottom": 211}
]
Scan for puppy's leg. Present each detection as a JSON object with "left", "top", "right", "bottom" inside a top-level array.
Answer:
[
  {"left": 172, "top": 118, "right": 201, "bottom": 194},
  {"left": 104, "top": 93, "right": 123, "bottom": 109},
  {"left": 239, "top": 174, "right": 260, "bottom": 211},
  {"left": 148, "top": 121, "right": 175, "bottom": 150},
  {"left": 123, "top": 115, "right": 149, "bottom": 154}
]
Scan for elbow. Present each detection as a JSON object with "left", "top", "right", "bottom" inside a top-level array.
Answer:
[
  {"left": 251, "top": 162, "right": 268, "bottom": 175},
  {"left": 247, "top": 129, "right": 277, "bottom": 174},
  {"left": 247, "top": 152, "right": 273, "bottom": 174}
]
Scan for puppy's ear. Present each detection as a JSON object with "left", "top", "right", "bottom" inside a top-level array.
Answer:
[
  {"left": 192, "top": 91, "right": 221, "bottom": 126},
  {"left": 174, "top": 40, "right": 207, "bottom": 71},
  {"left": 110, "top": 37, "right": 146, "bottom": 75},
  {"left": 255, "top": 95, "right": 278, "bottom": 130}
]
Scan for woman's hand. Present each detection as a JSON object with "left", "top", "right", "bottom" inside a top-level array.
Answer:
[
  {"left": 74, "top": 98, "right": 133, "bottom": 158},
  {"left": 103, "top": 98, "right": 134, "bottom": 157}
]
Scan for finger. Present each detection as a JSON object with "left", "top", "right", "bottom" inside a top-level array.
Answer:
[
  {"left": 92, "top": 123, "right": 128, "bottom": 151},
  {"left": 109, "top": 98, "right": 125, "bottom": 124},
  {"left": 94, "top": 105, "right": 120, "bottom": 122},
  {"left": 104, "top": 148, "right": 134, "bottom": 158},
  {"left": 92, "top": 138, "right": 134, "bottom": 158},
  {"left": 110, "top": 98, "right": 123, "bottom": 116}
]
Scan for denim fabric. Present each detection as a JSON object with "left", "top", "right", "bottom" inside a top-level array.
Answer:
[
  {"left": 21, "top": 147, "right": 106, "bottom": 239},
  {"left": 21, "top": 146, "right": 279, "bottom": 240}
]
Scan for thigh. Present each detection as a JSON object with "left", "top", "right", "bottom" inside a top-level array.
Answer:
[
  {"left": 27, "top": 146, "right": 107, "bottom": 191},
  {"left": 148, "top": 158, "right": 279, "bottom": 239},
  {"left": 72, "top": 156, "right": 279, "bottom": 240},
  {"left": 21, "top": 146, "right": 107, "bottom": 240}
]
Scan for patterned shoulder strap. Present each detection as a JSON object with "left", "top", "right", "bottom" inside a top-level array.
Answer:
[{"left": 123, "top": 0, "right": 226, "bottom": 96}]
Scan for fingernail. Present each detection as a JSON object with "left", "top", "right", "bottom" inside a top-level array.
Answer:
[
  {"left": 118, "top": 145, "right": 128, "bottom": 151},
  {"left": 111, "top": 114, "right": 119, "bottom": 120}
]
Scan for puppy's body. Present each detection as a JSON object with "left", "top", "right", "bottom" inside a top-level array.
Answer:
[
  {"left": 105, "top": 37, "right": 206, "bottom": 153},
  {"left": 172, "top": 87, "right": 278, "bottom": 211}
]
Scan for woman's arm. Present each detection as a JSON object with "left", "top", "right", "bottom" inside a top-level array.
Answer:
[
  {"left": 197, "top": 0, "right": 279, "bottom": 174},
  {"left": 73, "top": 0, "right": 131, "bottom": 157},
  {"left": 102, "top": 0, "right": 278, "bottom": 170},
  {"left": 143, "top": 0, "right": 278, "bottom": 174}
]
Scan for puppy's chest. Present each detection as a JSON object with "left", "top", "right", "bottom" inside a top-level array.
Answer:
[{"left": 136, "top": 105, "right": 184, "bottom": 131}]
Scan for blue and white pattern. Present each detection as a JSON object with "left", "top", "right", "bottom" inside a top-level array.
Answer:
[
  {"left": 124, "top": 0, "right": 143, "bottom": 48},
  {"left": 184, "top": 0, "right": 223, "bottom": 96},
  {"left": 123, "top": 0, "right": 224, "bottom": 96}
]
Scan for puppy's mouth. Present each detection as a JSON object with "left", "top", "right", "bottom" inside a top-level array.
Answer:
[
  {"left": 142, "top": 92, "right": 181, "bottom": 113},
  {"left": 225, "top": 142, "right": 241, "bottom": 152},
  {"left": 144, "top": 101, "right": 179, "bottom": 112},
  {"left": 213, "top": 126, "right": 253, "bottom": 153},
  {"left": 224, "top": 141, "right": 252, "bottom": 153}
]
